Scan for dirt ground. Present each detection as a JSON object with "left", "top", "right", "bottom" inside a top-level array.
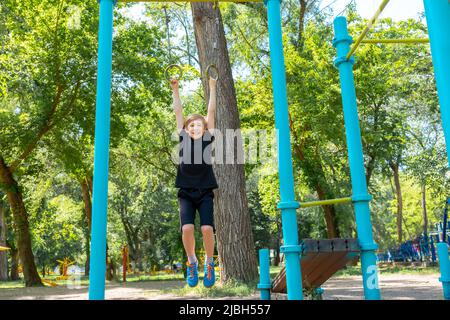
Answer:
[
  {"left": 0, "top": 273, "right": 444, "bottom": 300},
  {"left": 321, "top": 273, "right": 443, "bottom": 300}
]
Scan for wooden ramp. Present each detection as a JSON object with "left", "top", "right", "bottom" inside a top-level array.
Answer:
[{"left": 272, "top": 238, "right": 360, "bottom": 293}]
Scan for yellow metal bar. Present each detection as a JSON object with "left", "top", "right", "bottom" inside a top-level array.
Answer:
[
  {"left": 346, "top": 0, "right": 390, "bottom": 60},
  {"left": 118, "top": 0, "right": 263, "bottom": 2},
  {"left": 300, "top": 197, "right": 352, "bottom": 208},
  {"left": 361, "top": 38, "right": 430, "bottom": 44},
  {"left": 0, "top": 246, "right": 10, "bottom": 251}
]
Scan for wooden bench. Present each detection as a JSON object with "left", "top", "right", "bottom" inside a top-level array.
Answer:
[{"left": 271, "top": 238, "right": 360, "bottom": 293}]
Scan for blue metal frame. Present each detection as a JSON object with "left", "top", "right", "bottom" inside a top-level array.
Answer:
[
  {"left": 264, "top": 0, "right": 303, "bottom": 300},
  {"left": 423, "top": 0, "right": 450, "bottom": 301},
  {"left": 333, "top": 16, "right": 381, "bottom": 300},
  {"left": 90, "top": 0, "right": 450, "bottom": 302},
  {"left": 89, "top": 0, "right": 115, "bottom": 300},
  {"left": 257, "top": 249, "right": 272, "bottom": 300}
]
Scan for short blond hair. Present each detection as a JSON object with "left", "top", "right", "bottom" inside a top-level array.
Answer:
[{"left": 184, "top": 114, "right": 207, "bottom": 129}]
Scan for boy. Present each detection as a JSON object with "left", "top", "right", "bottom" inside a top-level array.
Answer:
[{"left": 170, "top": 76, "right": 218, "bottom": 288}]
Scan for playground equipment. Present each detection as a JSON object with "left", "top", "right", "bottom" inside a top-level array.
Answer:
[
  {"left": 56, "top": 258, "right": 75, "bottom": 280},
  {"left": 258, "top": 0, "right": 450, "bottom": 300},
  {"left": 432, "top": 199, "right": 450, "bottom": 299},
  {"left": 378, "top": 206, "right": 450, "bottom": 265},
  {"left": 42, "top": 279, "right": 58, "bottom": 287},
  {"left": 268, "top": 239, "right": 360, "bottom": 299},
  {"left": 430, "top": 223, "right": 450, "bottom": 246},
  {"left": 164, "top": 63, "right": 219, "bottom": 83},
  {"left": 378, "top": 235, "right": 436, "bottom": 264},
  {"left": 88, "top": 0, "right": 304, "bottom": 300},
  {"left": 121, "top": 245, "right": 130, "bottom": 282},
  {"left": 89, "top": 0, "right": 450, "bottom": 300},
  {"left": 164, "top": 64, "right": 183, "bottom": 81}
]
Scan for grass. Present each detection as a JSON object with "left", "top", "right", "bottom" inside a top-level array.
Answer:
[
  {"left": 162, "top": 278, "right": 259, "bottom": 298},
  {"left": 118, "top": 273, "right": 185, "bottom": 282},
  {"left": 0, "top": 280, "right": 24, "bottom": 289},
  {"left": 162, "top": 265, "right": 283, "bottom": 298}
]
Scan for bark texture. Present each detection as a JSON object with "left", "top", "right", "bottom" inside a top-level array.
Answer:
[{"left": 191, "top": 2, "right": 258, "bottom": 282}]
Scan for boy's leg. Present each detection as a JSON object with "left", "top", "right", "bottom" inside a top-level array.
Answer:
[
  {"left": 201, "top": 225, "right": 215, "bottom": 259},
  {"left": 182, "top": 224, "right": 196, "bottom": 263},
  {"left": 179, "top": 190, "right": 199, "bottom": 287},
  {"left": 179, "top": 191, "right": 197, "bottom": 262},
  {"left": 198, "top": 190, "right": 216, "bottom": 259},
  {"left": 198, "top": 190, "right": 216, "bottom": 287}
]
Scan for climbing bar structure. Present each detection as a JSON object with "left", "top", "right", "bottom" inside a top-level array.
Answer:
[
  {"left": 271, "top": 239, "right": 360, "bottom": 296},
  {"left": 333, "top": 16, "right": 381, "bottom": 300},
  {"left": 90, "top": 0, "right": 114, "bottom": 300},
  {"left": 300, "top": 197, "right": 352, "bottom": 208},
  {"left": 266, "top": 0, "right": 303, "bottom": 300},
  {"left": 89, "top": 0, "right": 304, "bottom": 300},
  {"left": 423, "top": 0, "right": 450, "bottom": 300},
  {"left": 257, "top": 248, "right": 271, "bottom": 300},
  {"left": 89, "top": 0, "right": 450, "bottom": 301},
  {"left": 346, "top": 0, "right": 390, "bottom": 60},
  {"left": 360, "top": 38, "right": 429, "bottom": 44}
]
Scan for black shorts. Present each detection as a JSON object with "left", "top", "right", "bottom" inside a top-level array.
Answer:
[{"left": 178, "top": 188, "right": 215, "bottom": 233}]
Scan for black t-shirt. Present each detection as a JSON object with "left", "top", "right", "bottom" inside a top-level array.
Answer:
[{"left": 175, "top": 129, "right": 218, "bottom": 189}]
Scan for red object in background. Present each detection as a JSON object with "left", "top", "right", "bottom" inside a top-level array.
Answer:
[{"left": 122, "top": 245, "right": 128, "bottom": 282}]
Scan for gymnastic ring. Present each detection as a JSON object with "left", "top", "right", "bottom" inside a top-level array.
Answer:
[
  {"left": 165, "top": 64, "right": 183, "bottom": 82},
  {"left": 206, "top": 64, "right": 219, "bottom": 81}
]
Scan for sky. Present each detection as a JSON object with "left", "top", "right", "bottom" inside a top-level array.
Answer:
[
  {"left": 325, "top": 0, "right": 425, "bottom": 21},
  {"left": 125, "top": 0, "right": 426, "bottom": 22}
]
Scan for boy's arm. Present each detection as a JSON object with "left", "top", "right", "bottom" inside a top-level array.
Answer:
[
  {"left": 171, "top": 80, "right": 184, "bottom": 133},
  {"left": 206, "top": 78, "right": 217, "bottom": 134}
]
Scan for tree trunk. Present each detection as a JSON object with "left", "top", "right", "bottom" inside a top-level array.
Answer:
[
  {"left": 390, "top": 161, "right": 403, "bottom": 244},
  {"left": 81, "top": 177, "right": 92, "bottom": 276},
  {"left": 9, "top": 245, "right": 20, "bottom": 280},
  {"left": 106, "top": 245, "right": 118, "bottom": 282},
  {"left": 117, "top": 203, "right": 142, "bottom": 272},
  {"left": 0, "top": 204, "right": 8, "bottom": 281},
  {"left": 365, "top": 155, "right": 376, "bottom": 187},
  {"left": 316, "top": 185, "right": 340, "bottom": 238},
  {"left": 0, "top": 157, "right": 42, "bottom": 286},
  {"left": 421, "top": 183, "right": 428, "bottom": 236},
  {"left": 191, "top": 2, "right": 258, "bottom": 283},
  {"left": 297, "top": 0, "right": 307, "bottom": 51}
]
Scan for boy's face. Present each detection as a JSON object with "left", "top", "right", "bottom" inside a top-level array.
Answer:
[{"left": 187, "top": 119, "right": 205, "bottom": 140}]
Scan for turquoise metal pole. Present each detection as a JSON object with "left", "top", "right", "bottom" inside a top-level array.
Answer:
[
  {"left": 89, "top": 0, "right": 115, "bottom": 300},
  {"left": 423, "top": 0, "right": 450, "bottom": 159},
  {"left": 436, "top": 242, "right": 450, "bottom": 300},
  {"left": 264, "top": 0, "right": 303, "bottom": 300},
  {"left": 333, "top": 16, "right": 381, "bottom": 300},
  {"left": 257, "top": 249, "right": 271, "bottom": 300},
  {"left": 423, "top": 0, "right": 450, "bottom": 300}
]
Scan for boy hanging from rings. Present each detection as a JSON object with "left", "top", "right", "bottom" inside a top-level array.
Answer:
[{"left": 168, "top": 64, "right": 218, "bottom": 288}]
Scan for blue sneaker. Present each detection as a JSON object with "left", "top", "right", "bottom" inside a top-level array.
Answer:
[
  {"left": 203, "top": 261, "right": 215, "bottom": 288},
  {"left": 186, "top": 261, "right": 199, "bottom": 287}
]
